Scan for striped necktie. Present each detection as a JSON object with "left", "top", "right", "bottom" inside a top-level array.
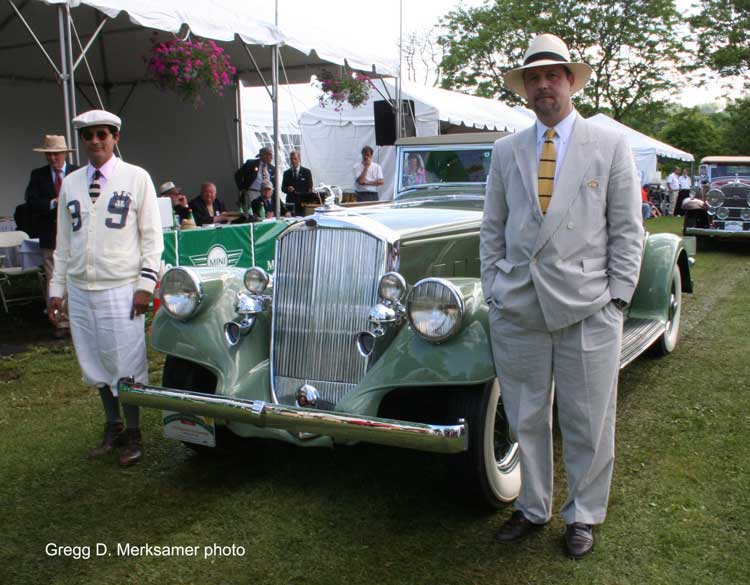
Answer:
[
  {"left": 538, "top": 128, "right": 557, "bottom": 214},
  {"left": 89, "top": 170, "right": 102, "bottom": 203}
]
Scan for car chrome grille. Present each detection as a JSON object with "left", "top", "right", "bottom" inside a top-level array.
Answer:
[{"left": 271, "top": 227, "right": 387, "bottom": 409}]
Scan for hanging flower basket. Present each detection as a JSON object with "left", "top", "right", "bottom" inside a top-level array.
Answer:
[
  {"left": 316, "top": 70, "right": 373, "bottom": 111},
  {"left": 144, "top": 35, "right": 237, "bottom": 107}
]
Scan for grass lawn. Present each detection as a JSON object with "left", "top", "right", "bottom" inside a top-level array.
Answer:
[{"left": 1, "top": 216, "right": 748, "bottom": 585}]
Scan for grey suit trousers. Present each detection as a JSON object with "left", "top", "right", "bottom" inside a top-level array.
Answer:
[{"left": 489, "top": 301, "right": 623, "bottom": 525}]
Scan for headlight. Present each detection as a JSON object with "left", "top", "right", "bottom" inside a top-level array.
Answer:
[
  {"left": 244, "top": 267, "right": 269, "bottom": 294},
  {"left": 716, "top": 207, "right": 730, "bottom": 220},
  {"left": 706, "top": 189, "right": 724, "bottom": 207},
  {"left": 378, "top": 272, "right": 407, "bottom": 302},
  {"left": 160, "top": 268, "right": 203, "bottom": 320},
  {"left": 707, "top": 205, "right": 717, "bottom": 216},
  {"left": 741, "top": 208, "right": 750, "bottom": 221},
  {"left": 406, "top": 278, "right": 464, "bottom": 343}
]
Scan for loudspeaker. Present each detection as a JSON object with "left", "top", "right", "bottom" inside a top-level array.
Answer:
[{"left": 373, "top": 100, "right": 416, "bottom": 146}]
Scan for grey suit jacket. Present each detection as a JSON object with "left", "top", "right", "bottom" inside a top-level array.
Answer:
[{"left": 480, "top": 113, "right": 644, "bottom": 332}]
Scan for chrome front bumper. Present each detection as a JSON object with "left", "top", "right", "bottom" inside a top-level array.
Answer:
[
  {"left": 685, "top": 227, "right": 750, "bottom": 238},
  {"left": 117, "top": 378, "right": 468, "bottom": 454}
]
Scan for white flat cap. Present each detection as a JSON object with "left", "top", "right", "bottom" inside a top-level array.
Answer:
[{"left": 72, "top": 109, "right": 122, "bottom": 130}]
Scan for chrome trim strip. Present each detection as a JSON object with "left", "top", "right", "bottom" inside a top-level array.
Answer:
[
  {"left": 118, "top": 380, "right": 468, "bottom": 454},
  {"left": 294, "top": 213, "right": 401, "bottom": 246},
  {"left": 685, "top": 227, "right": 750, "bottom": 238},
  {"left": 400, "top": 230, "right": 480, "bottom": 246}
]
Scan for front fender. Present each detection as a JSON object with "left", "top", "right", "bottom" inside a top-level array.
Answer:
[
  {"left": 336, "top": 278, "right": 495, "bottom": 415},
  {"left": 629, "top": 232, "right": 691, "bottom": 322}
]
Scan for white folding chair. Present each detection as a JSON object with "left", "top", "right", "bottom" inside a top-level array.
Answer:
[{"left": 0, "top": 230, "right": 45, "bottom": 313}]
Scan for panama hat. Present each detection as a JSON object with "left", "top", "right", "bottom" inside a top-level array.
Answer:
[
  {"left": 33, "top": 135, "right": 73, "bottom": 153},
  {"left": 159, "top": 181, "right": 180, "bottom": 195},
  {"left": 503, "top": 34, "right": 592, "bottom": 100},
  {"left": 72, "top": 109, "right": 122, "bottom": 130}
]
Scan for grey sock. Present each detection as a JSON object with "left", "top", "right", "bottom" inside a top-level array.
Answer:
[
  {"left": 123, "top": 404, "right": 140, "bottom": 430},
  {"left": 98, "top": 385, "right": 121, "bottom": 424}
]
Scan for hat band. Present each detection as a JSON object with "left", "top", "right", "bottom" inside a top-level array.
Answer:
[{"left": 524, "top": 51, "right": 567, "bottom": 66}]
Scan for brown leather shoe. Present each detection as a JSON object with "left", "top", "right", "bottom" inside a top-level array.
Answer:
[
  {"left": 494, "top": 510, "right": 545, "bottom": 543},
  {"left": 565, "top": 523, "right": 594, "bottom": 559},
  {"left": 118, "top": 428, "right": 143, "bottom": 467},
  {"left": 88, "top": 422, "right": 125, "bottom": 458}
]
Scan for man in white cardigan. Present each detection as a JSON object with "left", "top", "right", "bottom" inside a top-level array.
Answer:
[{"left": 49, "top": 109, "right": 163, "bottom": 466}]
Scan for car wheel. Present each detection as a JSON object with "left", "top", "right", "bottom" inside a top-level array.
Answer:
[
  {"left": 162, "top": 355, "right": 233, "bottom": 454},
  {"left": 651, "top": 263, "right": 682, "bottom": 356},
  {"left": 463, "top": 378, "right": 521, "bottom": 509}
]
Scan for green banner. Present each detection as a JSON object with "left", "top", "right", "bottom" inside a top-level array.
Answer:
[{"left": 161, "top": 221, "right": 289, "bottom": 273}]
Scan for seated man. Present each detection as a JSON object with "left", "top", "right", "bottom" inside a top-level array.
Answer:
[
  {"left": 189, "top": 182, "right": 229, "bottom": 226},
  {"left": 159, "top": 181, "right": 192, "bottom": 224},
  {"left": 251, "top": 181, "right": 291, "bottom": 220}
]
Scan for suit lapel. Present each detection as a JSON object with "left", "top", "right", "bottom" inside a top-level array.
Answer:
[
  {"left": 513, "top": 127, "right": 543, "bottom": 222},
  {"left": 532, "top": 116, "right": 595, "bottom": 255}
]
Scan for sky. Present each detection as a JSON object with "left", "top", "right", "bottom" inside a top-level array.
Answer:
[{"left": 258, "top": 0, "right": 740, "bottom": 109}]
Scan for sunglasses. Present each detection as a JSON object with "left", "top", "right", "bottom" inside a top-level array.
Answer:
[{"left": 81, "top": 129, "right": 112, "bottom": 141}]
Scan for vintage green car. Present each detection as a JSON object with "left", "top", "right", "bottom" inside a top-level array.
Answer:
[{"left": 120, "top": 133, "right": 693, "bottom": 508}]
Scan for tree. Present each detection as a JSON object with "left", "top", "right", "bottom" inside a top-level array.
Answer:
[
  {"left": 438, "top": 0, "right": 685, "bottom": 120},
  {"left": 402, "top": 30, "right": 444, "bottom": 87},
  {"left": 690, "top": 1, "right": 750, "bottom": 81},
  {"left": 722, "top": 98, "right": 750, "bottom": 154},
  {"left": 659, "top": 107, "right": 723, "bottom": 163}
]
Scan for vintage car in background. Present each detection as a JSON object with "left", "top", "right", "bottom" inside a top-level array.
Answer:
[
  {"left": 120, "top": 133, "right": 693, "bottom": 509},
  {"left": 684, "top": 156, "right": 750, "bottom": 238}
]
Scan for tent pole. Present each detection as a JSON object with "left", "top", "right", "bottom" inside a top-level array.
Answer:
[
  {"left": 272, "top": 0, "right": 281, "bottom": 217},
  {"left": 65, "top": 4, "right": 79, "bottom": 164},
  {"left": 57, "top": 5, "right": 73, "bottom": 165},
  {"left": 396, "top": 0, "right": 403, "bottom": 140},
  {"left": 235, "top": 78, "right": 244, "bottom": 169}
]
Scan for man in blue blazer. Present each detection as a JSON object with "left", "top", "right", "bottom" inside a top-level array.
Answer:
[{"left": 480, "top": 34, "right": 644, "bottom": 559}]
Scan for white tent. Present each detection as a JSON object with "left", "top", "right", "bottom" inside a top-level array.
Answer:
[
  {"left": 0, "top": 0, "right": 395, "bottom": 216},
  {"left": 587, "top": 114, "right": 694, "bottom": 183},
  {"left": 299, "top": 79, "right": 534, "bottom": 200}
]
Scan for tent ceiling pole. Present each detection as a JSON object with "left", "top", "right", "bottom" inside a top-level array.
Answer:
[
  {"left": 71, "top": 15, "right": 107, "bottom": 74},
  {"left": 8, "top": 0, "right": 62, "bottom": 78},
  {"left": 57, "top": 5, "right": 73, "bottom": 165},
  {"left": 65, "top": 4, "right": 79, "bottom": 164},
  {"left": 242, "top": 43, "right": 272, "bottom": 99},
  {"left": 0, "top": 0, "right": 27, "bottom": 33}
]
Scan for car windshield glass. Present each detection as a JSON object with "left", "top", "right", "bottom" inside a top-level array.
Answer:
[
  {"left": 399, "top": 147, "right": 493, "bottom": 191},
  {"left": 710, "top": 165, "right": 750, "bottom": 178}
]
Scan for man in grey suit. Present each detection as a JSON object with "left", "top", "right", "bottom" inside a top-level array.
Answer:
[{"left": 480, "top": 34, "right": 644, "bottom": 559}]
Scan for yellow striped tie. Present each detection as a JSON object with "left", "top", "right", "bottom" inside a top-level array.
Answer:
[{"left": 538, "top": 128, "right": 556, "bottom": 213}]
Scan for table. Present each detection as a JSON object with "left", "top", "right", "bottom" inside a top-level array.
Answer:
[{"left": 161, "top": 220, "right": 290, "bottom": 274}]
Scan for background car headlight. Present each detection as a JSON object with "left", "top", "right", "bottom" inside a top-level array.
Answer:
[
  {"left": 378, "top": 272, "right": 407, "bottom": 302},
  {"left": 406, "top": 278, "right": 464, "bottom": 343},
  {"left": 741, "top": 208, "right": 750, "bottom": 221},
  {"left": 244, "top": 267, "right": 269, "bottom": 294},
  {"left": 716, "top": 207, "right": 730, "bottom": 220},
  {"left": 160, "top": 268, "right": 203, "bottom": 320},
  {"left": 706, "top": 189, "right": 724, "bottom": 207}
]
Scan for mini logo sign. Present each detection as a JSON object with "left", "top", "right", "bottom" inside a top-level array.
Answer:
[{"left": 189, "top": 245, "right": 243, "bottom": 267}]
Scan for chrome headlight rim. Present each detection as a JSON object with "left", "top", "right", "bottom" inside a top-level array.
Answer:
[
  {"left": 406, "top": 277, "right": 465, "bottom": 343},
  {"left": 716, "top": 206, "right": 730, "bottom": 220},
  {"left": 243, "top": 266, "right": 270, "bottom": 294},
  {"left": 378, "top": 271, "right": 407, "bottom": 303},
  {"left": 706, "top": 188, "right": 724, "bottom": 208},
  {"left": 159, "top": 267, "right": 203, "bottom": 321}
]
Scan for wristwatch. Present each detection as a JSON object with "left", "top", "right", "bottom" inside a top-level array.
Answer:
[{"left": 612, "top": 298, "right": 628, "bottom": 310}]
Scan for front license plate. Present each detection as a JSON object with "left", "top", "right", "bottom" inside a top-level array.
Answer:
[
  {"left": 724, "top": 221, "right": 743, "bottom": 232},
  {"left": 162, "top": 411, "right": 216, "bottom": 447}
]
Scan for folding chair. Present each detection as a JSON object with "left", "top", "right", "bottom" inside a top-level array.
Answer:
[{"left": 0, "top": 230, "right": 45, "bottom": 313}]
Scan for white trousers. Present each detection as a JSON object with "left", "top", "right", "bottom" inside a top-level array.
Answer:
[
  {"left": 67, "top": 282, "right": 148, "bottom": 396},
  {"left": 489, "top": 302, "right": 623, "bottom": 525}
]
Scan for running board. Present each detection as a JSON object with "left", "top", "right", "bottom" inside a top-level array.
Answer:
[{"left": 620, "top": 318, "right": 665, "bottom": 369}]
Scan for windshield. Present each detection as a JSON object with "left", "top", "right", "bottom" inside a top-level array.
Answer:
[
  {"left": 709, "top": 165, "right": 750, "bottom": 179},
  {"left": 397, "top": 146, "right": 493, "bottom": 192}
]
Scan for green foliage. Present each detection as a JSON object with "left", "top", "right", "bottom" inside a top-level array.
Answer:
[
  {"left": 659, "top": 107, "right": 724, "bottom": 162},
  {"left": 722, "top": 98, "right": 750, "bottom": 154},
  {"left": 438, "top": 0, "right": 685, "bottom": 120},
  {"left": 690, "top": 1, "right": 750, "bottom": 80}
]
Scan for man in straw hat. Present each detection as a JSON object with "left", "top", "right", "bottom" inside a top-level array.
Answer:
[
  {"left": 48, "top": 109, "right": 163, "bottom": 467},
  {"left": 480, "top": 34, "right": 644, "bottom": 559},
  {"left": 25, "top": 134, "right": 79, "bottom": 337}
]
